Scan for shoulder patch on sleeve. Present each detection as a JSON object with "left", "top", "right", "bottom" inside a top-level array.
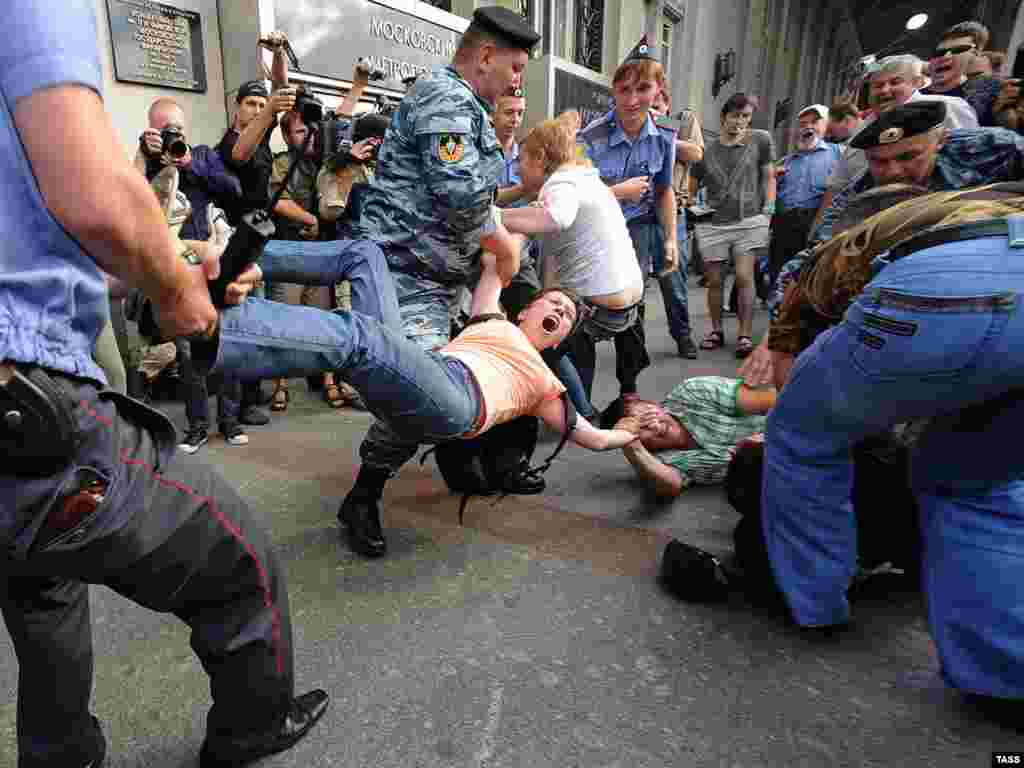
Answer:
[{"left": 438, "top": 133, "right": 466, "bottom": 163}]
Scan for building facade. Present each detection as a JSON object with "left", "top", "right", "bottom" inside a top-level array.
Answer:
[{"left": 95, "top": 0, "right": 862, "bottom": 160}]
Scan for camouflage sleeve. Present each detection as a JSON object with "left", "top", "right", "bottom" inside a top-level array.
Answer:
[
  {"left": 269, "top": 154, "right": 292, "bottom": 201},
  {"left": 768, "top": 248, "right": 812, "bottom": 322},
  {"left": 415, "top": 107, "right": 494, "bottom": 238}
]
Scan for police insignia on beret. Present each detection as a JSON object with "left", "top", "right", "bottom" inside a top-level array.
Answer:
[
  {"left": 850, "top": 101, "right": 947, "bottom": 150},
  {"left": 438, "top": 133, "right": 465, "bottom": 163},
  {"left": 623, "top": 35, "right": 658, "bottom": 63},
  {"left": 878, "top": 127, "right": 904, "bottom": 144}
]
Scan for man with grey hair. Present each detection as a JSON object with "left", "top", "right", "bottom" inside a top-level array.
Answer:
[{"left": 819, "top": 54, "right": 976, "bottom": 218}]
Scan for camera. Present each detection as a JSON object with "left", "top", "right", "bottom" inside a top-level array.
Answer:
[
  {"left": 293, "top": 86, "right": 325, "bottom": 126},
  {"left": 160, "top": 126, "right": 188, "bottom": 158}
]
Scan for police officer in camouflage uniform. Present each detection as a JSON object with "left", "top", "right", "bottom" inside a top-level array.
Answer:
[{"left": 339, "top": 6, "right": 540, "bottom": 558}]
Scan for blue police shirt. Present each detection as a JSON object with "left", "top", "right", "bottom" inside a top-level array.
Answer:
[
  {"left": 579, "top": 110, "right": 676, "bottom": 223},
  {"left": 1, "top": 0, "right": 108, "bottom": 384},
  {"left": 777, "top": 141, "right": 841, "bottom": 211},
  {"left": 500, "top": 141, "right": 521, "bottom": 188}
]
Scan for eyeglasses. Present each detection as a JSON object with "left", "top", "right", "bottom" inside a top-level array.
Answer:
[{"left": 932, "top": 44, "right": 976, "bottom": 58}]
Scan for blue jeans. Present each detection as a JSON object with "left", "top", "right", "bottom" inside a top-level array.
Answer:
[
  {"left": 259, "top": 238, "right": 401, "bottom": 330},
  {"left": 762, "top": 233, "right": 1024, "bottom": 698},
  {"left": 360, "top": 269, "right": 461, "bottom": 471},
  {"left": 174, "top": 337, "right": 240, "bottom": 430},
  {"left": 628, "top": 217, "right": 692, "bottom": 342},
  {"left": 213, "top": 298, "right": 480, "bottom": 443}
]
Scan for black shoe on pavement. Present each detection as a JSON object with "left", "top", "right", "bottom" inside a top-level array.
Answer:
[
  {"left": 660, "top": 539, "right": 734, "bottom": 603},
  {"left": 338, "top": 492, "right": 387, "bottom": 557},
  {"left": 676, "top": 336, "right": 699, "bottom": 359},
  {"left": 239, "top": 405, "right": 270, "bottom": 426},
  {"left": 179, "top": 427, "right": 209, "bottom": 455},
  {"left": 502, "top": 461, "right": 546, "bottom": 495},
  {"left": 199, "top": 689, "right": 329, "bottom": 768}
]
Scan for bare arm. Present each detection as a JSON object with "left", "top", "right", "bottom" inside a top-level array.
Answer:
[
  {"left": 500, "top": 204, "right": 561, "bottom": 235},
  {"left": 496, "top": 184, "right": 528, "bottom": 206},
  {"left": 337, "top": 61, "right": 371, "bottom": 117},
  {"left": 675, "top": 139, "right": 703, "bottom": 163},
  {"left": 16, "top": 84, "right": 215, "bottom": 337},
  {"left": 274, "top": 199, "right": 317, "bottom": 228},
  {"left": 622, "top": 441, "right": 685, "bottom": 498},
  {"left": 536, "top": 398, "right": 639, "bottom": 451},
  {"left": 762, "top": 163, "right": 776, "bottom": 207},
  {"left": 609, "top": 176, "right": 651, "bottom": 201},
  {"left": 469, "top": 250, "right": 505, "bottom": 317},
  {"left": 656, "top": 184, "right": 678, "bottom": 273}
]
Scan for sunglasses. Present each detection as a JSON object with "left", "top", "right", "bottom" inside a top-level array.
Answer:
[{"left": 932, "top": 44, "right": 976, "bottom": 58}]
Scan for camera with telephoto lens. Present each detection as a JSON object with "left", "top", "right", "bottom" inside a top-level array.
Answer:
[
  {"left": 160, "top": 126, "right": 188, "bottom": 158},
  {"left": 293, "top": 86, "right": 325, "bottom": 126}
]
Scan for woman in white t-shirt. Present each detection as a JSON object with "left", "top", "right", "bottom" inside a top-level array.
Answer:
[{"left": 500, "top": 113, "right": 646, "bottom": 420}]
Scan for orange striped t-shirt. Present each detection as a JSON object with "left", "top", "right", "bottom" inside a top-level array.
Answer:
[{"left": 443, "top": 320, "right": 566, "bottom": 437}]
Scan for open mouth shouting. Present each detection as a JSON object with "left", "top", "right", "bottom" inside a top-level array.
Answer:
[{"left": 542, "top": 314, "right": 561, "bottom": 334}]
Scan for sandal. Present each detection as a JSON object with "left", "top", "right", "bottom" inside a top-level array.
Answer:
[
  {"left": 324, "top": 382, "right": 345, "bottom": 409},
  {"left": 735, "top": 336, "right": 754, "bottom": 359},
  {"left": 270, "top": 381, "right": 289, "bottom": 412},
  {"left": 700, "top": 330, "right": 725, "bottom": 350}
]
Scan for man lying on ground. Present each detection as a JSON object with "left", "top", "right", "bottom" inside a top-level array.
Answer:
[{"left": 608, "top": 377, "right": 775, "bottom": 498}]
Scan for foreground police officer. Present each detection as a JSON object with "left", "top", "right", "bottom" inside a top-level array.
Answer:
[
  {"left": 339, "top": 6, "right": 540, "bottom": 558},
  {"left": 1, "top": 2, "right": 327, "bottom": 765}
]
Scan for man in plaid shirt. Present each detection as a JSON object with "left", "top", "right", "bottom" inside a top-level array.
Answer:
[{"left": 614, "top": 376, "right": 775, "bottom": 497}]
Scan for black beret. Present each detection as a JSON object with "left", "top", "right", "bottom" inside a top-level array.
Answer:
[
  {"left": 470, "top": 6, "right": 541, "bottom": 52},
  {"left": 623, "top": 35, "right": 659, "bottom": 64},
  {"left": 850, "top": 101, "right": 947, "bottom": 150},
  {"left": 236, "top": 80, "right": 269, "bottom": 102}
]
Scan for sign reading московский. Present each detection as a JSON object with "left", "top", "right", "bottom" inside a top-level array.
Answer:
[{"left": 275, "top": 0, "right": 463, "bottom": 88}]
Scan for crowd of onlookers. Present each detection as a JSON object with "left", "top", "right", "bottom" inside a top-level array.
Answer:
[{"left": 11, "top": 6, "right": 1024, "bottom": 766}]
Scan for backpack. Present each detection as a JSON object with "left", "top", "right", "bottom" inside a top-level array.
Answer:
[{"left": 422, "top": 314, "right": 578, "bottom": 523}]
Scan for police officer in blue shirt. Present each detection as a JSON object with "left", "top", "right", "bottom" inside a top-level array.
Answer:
[
  {"left": 578, "top": 37, "right": 680, "bottom": 423},
  {"left": 0, "top": 2, "right": 327, "bottom": 765},
  {"left": 339, "top": 6, "right": 541, "bottom": 559}
]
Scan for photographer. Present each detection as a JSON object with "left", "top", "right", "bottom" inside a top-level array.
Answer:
[
  {"left": 265, "top": 103, "right": 356, "bottom": 410},
  {"left": 216, "top": 32, "right": 296, "bottom": 424},
  {"left": 136, "top": 98, "right": 251, "bottom": 454}
]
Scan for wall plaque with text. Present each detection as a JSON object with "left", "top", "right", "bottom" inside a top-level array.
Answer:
[
  {"left": 107, "top": 0, "right": 207, "bottom": 92},
  {"left": 553, "top": 68, "right": 612, "bottom": 129}
]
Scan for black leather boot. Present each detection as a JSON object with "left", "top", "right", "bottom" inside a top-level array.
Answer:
[
  {"left": 199, "top": 689, "right": 329, "bottom": 767},
  {"left": 338, "top": 493, "right": 387, "bottom": 558}
]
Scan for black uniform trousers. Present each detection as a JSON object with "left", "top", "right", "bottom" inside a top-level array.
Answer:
[
  {"left": 0, "top": 373, "right": 293, "bottom": 767},
  {"left": 767, "top": 206, "right": 819, "bottom": 287}
]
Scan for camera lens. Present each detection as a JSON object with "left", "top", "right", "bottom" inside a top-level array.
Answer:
[{"left": 169, "top": 140, "right": 188, "bottom": 158}]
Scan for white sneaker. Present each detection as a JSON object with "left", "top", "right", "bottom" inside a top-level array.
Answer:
[{"left": 221, "top": 422, "right": 249, "bottom": 446}]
